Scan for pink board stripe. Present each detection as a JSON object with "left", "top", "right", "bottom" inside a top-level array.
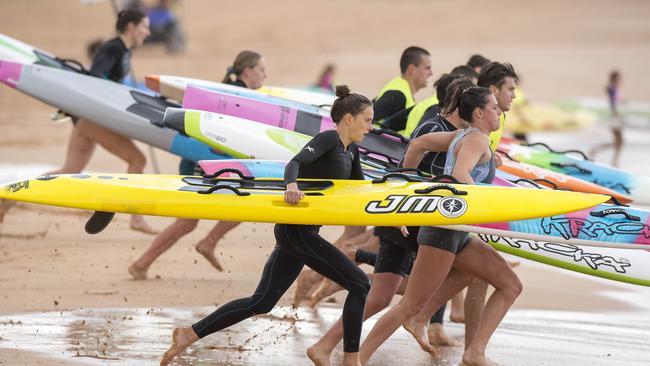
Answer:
[{"left": 0, "top": 60, "right": 22, "bottom": 89}]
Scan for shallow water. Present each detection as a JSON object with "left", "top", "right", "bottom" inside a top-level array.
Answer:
[{"left": 0, "top": 306, "right": 648, "bottom": 365}]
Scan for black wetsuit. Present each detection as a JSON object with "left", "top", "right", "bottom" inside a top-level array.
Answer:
[
  {"left": 61, "top": 37, "right": 131, "bottom": 124},
  {"left": 417, "top": 104, "right": 441, "bottom": 129},
  {"left": 228, "top": 78, "right": 247, "bottom": 88},
  {"left": 88, "top": 37, "right": 131, "bottom": 83},
  {"left": 406, "top": 115, "right": 458, "bottom": 172},
  {"left": 191, "top": 130, "right": 370, "bottom": 353},
  {"left": 373, "top": 90, "right": 412, "bottom": 131}
]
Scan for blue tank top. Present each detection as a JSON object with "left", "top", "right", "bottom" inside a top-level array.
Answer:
[{"left": 443, "top": 127, "right": 495, "bottom": 184}]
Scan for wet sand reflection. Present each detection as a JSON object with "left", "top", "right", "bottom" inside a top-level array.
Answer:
[{"left": 0, "top": 306, "right": 649, "bottom": 365}]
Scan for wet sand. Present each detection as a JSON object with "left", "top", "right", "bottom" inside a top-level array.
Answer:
[
  {"left": 2, "top": 306, "right": 650, "bottom": 366},
  {"left": 2, "top": 0, "right": 650, "bottom": 364}
]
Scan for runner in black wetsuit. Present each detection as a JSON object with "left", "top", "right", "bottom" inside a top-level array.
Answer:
[
  {"left": 160, "top": 85, "right": 374, "bottom": 366},
  {"left": 129, "top": 50, "right": 268, "bottom": 280},
  {"left": 46, "top": 10, "right": 156, "bottom": 234},
  {"left": 305, "top": 77, "right": 477, "bottom": 364},
  {"left": 89, "top": 37, "right": 132, "bottom": 82}
]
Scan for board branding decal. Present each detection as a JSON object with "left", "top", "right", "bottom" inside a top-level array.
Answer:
[
  {"left": 7, "top": 180, "right": 29, "bottom": 193},
  {"left": 365, "top": 195, "right": 467, "bottom": 218},
  {"left": 478, "top": 234, "right": 632, "bottom": 273},
  {"left": 540, "top": 216, "right": 650, "bottom": 240}
]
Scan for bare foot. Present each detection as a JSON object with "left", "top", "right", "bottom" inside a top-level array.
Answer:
[
  {"left": 130, "top": 215, "right": 159, "bottom": 235},
  {"left": 160, "top": 327, "right": 199, "bottom": 366},
  {"left": 128, "top": 263, "right": 148, "bottom": 280},
  {"left": 460, "top": 350, "right": 500, "bottom": 366},
  {"left": 428, "top": 323, "right": 460, "bottom": 346},
  {"left": 195, "top": 240, "right": 223, "bottom": 272},
  {"left": 0, "top": 199, "right": 15, "bottom": 223},
  {"left": 292, "top": 269, "right": 323, "bottom": 308},
  {"left": 306, "top": 344, "right": 332, "bottom": 366},
  {"left": 450, "top": 294, "right": 465, "bottom": 323},
  {"left": 402, "top": 317, "right": 439, "bottom": 356},
  {"left": 308, "top": 278, "right": 344, "bottom": 308}
]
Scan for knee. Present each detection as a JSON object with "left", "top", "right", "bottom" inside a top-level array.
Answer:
[
  {"left": 249, "top": 296, "right": 277, "bottom": 315},
  {"left": 350, "top": 275, "right": 371, "bottom": 297},
  {"left": 503, "top": 276, "right": 523, "bottom": 302}
]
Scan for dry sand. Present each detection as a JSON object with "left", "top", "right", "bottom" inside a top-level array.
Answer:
[{"left": 1, "top": 0, "right": 650, "bottom": 364}]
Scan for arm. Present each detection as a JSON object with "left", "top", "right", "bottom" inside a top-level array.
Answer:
[
  {"left": 382, "top": 106, "right": 414, "bottom": 132},
  {"left": 349, "top": 146, "right": 364, "bottom": 180},
  {"left": 373, "top": 90, "right": 407, "bottom": 126},
  {"left": 451, "top": 133, "right": 490, "bottom": 184},
  {"left": 402, "top": 131, "right": 456, "bottom": 169},
  {"left": 283, "top": 132, "right": 338, "bottom": 204}
]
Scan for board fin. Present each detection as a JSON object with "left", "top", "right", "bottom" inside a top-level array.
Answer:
[{"left": 85, "top": 211, "right": 115, "bottom": 234}]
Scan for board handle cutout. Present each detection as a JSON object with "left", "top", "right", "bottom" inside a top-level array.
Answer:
[
  {"left": 414, "top": 184, "right": 468, "bottom": 196},
  {"left": 198, "top": 185, "right": 251, "bottom": 196},
  {"left": 549, "top": 162, "right": 592, "bottom": 175},
  {"left": 590, "top": 208, "right": 640, "bottom": 221},
  {"left": 523, "top": 142, "right": 590, "bottom": 161},
  {"left": 203, "top": 168, "right": 255, "bottom": 180}
]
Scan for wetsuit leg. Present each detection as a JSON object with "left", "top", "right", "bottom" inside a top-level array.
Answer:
[
  {"left": 191, "top": 245, "right": 303, "bottom": 338},
  {"left": 276, "top": 224, "right": 370, "bottom": 353},
  {"left": 355, "top": 249, "right": 378, "bottom": 266}
]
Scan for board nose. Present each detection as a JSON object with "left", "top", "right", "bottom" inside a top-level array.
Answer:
[{"left": 0, "top": 60, "right": 22, "bottom": 89}]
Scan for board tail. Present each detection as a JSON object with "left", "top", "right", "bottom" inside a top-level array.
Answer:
[{"left": 163, "top": 107, "right": 186, "bottom": 132}]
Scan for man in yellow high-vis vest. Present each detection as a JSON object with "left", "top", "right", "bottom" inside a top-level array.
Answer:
[{"left": 373, "top": 46, "right": 432, "bottom": 133}]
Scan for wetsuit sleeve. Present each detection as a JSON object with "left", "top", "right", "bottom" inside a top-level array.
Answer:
[
  {"left": 284, "top": 131, "right": 339, "bottom": 185},
  {"left": 349, "top": 145, "right": 364, "bottom": 180},
  {"left": 89, "top": 43, "right": 121, "bottom": 79},
  {"left": 383, "top": 106, "right": 414, "bottom": 131},
  {"left": 373, "top": 90, "right": 407, "bottom": 124}
]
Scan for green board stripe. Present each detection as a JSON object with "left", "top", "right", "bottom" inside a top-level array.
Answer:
[
  {"left": 490, "top": 241, "right": 650, "bottom": 287},
  {"left": 0, "top": 37, "right": 38, "bottom": 62},
  {"left": 185, "top": 111, "right": 249, "bottom": 159}
]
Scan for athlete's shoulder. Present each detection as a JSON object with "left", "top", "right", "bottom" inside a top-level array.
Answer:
[
  {"left": 93, "top": 38, "right": 124, "bottom": 59},
  {"left": 317, "top": 129, "right": 339, "bottom": 140},
  {"left": 307, "top": 130, "right": 339, "bottom": 149},
  {"left": 416, "top": 117, "right": 450, "bottom": 135}
]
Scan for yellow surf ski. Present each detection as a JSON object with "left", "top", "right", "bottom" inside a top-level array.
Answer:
[{"left": 0, "top": 174, "right": 608, "bottom": 226}]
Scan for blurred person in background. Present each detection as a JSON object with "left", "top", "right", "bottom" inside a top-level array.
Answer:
[{"left": 590, "top": 70, "right": 624, "bottom": 166}]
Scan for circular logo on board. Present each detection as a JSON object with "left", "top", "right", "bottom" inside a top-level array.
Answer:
[{"left": 437, "top": 196, "right": 467, "bottom": 218}]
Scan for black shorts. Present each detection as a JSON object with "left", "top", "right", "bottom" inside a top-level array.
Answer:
[
  {"left": 417, "top": 226, "right": 470, "bottom": 254},
  {"left": 373, "top": 226, "right": 419, "bottom": 277}
]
